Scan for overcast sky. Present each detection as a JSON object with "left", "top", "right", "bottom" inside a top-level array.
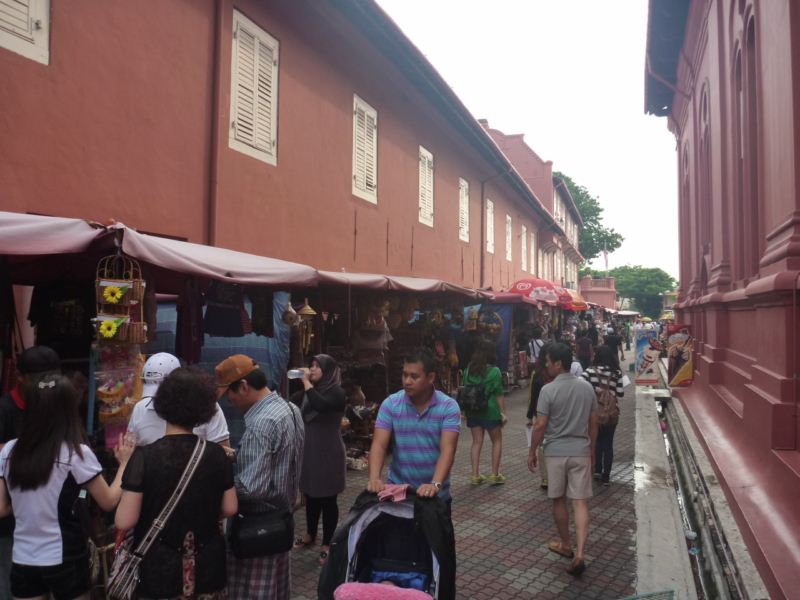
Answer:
[{"left": 376, "top": 0, "right": 680, "bottom": 279}]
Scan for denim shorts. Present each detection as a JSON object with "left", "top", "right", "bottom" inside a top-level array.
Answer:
[
  {"left": 466, "top": 417, "right": 502, "bottom": 430},
  {"left": 10, "top": 552, "right": 90, "bottom": 600}
]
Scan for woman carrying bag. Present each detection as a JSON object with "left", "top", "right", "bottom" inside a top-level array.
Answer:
[
  {"left": 290, "top": 354, "right": 346, "bottom": 566},
  {"left": 115, "top": 368, "right": 238, "bottom": 599},
  {"left": 464, "top": 340, "right": 507, "bottom": 485},
  {"left": 0, "top": 374, "right": 134, "bottom": 600}
]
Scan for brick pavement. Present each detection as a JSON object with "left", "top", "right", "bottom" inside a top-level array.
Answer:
[{"left": 292, "top": 361, "right": 637, "bottom": 599}]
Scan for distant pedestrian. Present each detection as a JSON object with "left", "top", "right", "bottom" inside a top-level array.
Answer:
[
  {"left": 575, "top": 330, "right": 594, "bottom": 371},
  {"left": 528, "top": 326, "right": 545, "bottom": 365},
  {"left": 464, "top": 341, "right": 507, "bottom": 485},
  {"left": 603, "top": 328, "right": 625, "bottom": 363},
  {"left": 581, "top": 346, "right": 624, "bottom": 484},
  {"left": 528, "top": 343, "right": 598, "bottom": 577}
]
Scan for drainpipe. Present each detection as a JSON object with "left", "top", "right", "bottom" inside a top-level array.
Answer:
[
  {"left": 207, "top": 0, "right": 224, "bottom": 245},
  {"left": 479, "top": 166, "right": 513, "bottom": 288}
]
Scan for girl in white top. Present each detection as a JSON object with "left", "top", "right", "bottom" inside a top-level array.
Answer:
[{"left": 0, "top": 375, "right": 133, "bottom": 600}]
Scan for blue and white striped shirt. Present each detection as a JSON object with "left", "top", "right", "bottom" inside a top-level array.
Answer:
[{"left": 235, "top": 391, "right": 304, "bottom": 510}]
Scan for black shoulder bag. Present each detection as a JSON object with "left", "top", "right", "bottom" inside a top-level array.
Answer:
[{"left": 229, "top": 400, "right": 300, "bottom": 558}]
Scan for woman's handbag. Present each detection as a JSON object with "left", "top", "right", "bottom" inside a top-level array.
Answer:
[
  {"left": 107, "top": 438, "right": 206, "bottom": 600},
  {"left": 456, "top": 368, "right": 487, "bottom": 412},
  {"left": 229, "top": 503, "right": 295, "bottom": 558}
]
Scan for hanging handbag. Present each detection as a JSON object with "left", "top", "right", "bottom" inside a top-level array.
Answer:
[
  {"left": 107, "top": 438, "right": 206, "bottom": 600},
  {"left": 456, "top": 368, "right": 487, "bottom": 412},
  {"left": 229, "top": 401, "right": 298, "bottom": 559}
]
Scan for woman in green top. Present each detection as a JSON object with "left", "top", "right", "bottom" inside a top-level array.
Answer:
[{"left": 465, "top": 340, "right": 508, "bottom": 485}]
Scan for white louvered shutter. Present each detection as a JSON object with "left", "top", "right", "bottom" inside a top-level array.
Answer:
[
  {"left": 530, "top": 232, "right": 536, "bottom": 274},
  {"left": 458, "top": 178, "right": 469, "bottom": 242},
  {"left": 486, "top": 200, "right": 495, "bottom": 253},
  {"left": 0, "top": 0, "right": 33, "bottom": 39},
  {"left": 521, "top": 225, "right": 528, "bottom": 271},
  {"left": 505, "top": 215, "right": 513, "bottom": 262},
  {"left": 418, "top": 146, "right": 434, "bottom": 226},
  {"left": 352, "top": 95, "right": 377, "bottom": 203},
  {"left": 230, "top": 11, "right": 278, "bottom": 165}
]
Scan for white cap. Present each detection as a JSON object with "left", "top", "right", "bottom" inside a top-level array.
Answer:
[{"left": 141, "top": 352, "right": 181, "bottom": 399}]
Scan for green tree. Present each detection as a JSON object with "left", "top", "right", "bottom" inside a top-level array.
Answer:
[
  {"left": 610, "top": 265, "right": 676, "bottom": 318},
  {"left": 554, "top": 171, "right": 623, "bottom": 262}
]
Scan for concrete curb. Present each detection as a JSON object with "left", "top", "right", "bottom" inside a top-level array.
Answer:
[{"left": 634, "top": 385, "right": 698, "bottom": 599}]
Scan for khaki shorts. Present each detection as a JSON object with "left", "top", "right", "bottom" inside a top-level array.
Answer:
[{"left": 546, "top": 456, "right": 593, "bottom": 499}]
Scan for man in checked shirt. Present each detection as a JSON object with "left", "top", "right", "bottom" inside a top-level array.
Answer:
[{"left": 215, "top": 354, "right": 304, "bottom": 600}]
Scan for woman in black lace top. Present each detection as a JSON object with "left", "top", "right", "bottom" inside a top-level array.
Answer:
[{"left": 116, "top": 368, "right": 238, "bottom": 599}]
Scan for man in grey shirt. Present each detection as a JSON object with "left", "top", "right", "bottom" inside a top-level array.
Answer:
[{"left": 528, "top": 343, "right": 598, "bottom": 577}]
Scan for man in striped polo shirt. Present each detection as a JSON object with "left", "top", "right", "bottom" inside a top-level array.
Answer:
[{"left": 367, "top": 347, "right": 461, "bottom": 506}]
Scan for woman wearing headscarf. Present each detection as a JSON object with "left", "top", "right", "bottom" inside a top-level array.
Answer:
[{"left": 290, "top": 354, "right": 346, "bottom": 565}]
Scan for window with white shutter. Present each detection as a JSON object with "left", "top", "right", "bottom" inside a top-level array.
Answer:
[
  {"left": 229, "top": 10, "right": 279, "bottom": 166},
  {"left": 521, "top": 225, "right": 527, "bottom": 271},
  {"left": 0, "top": 0, "right": 49, "bottom": 64},
  {"left": 505, "top": 215, "right": 513, "bottom": 262},
  {"left": 530, "top": 232, "right": 536, "bottom": 274},
  {"left": 458, "top": 178, "right": 469, "bottom": 242},
  {"left": 486, "top": 200, "right": 495, "bottom": 253},
  {"left": 352, "top": 94, "right": 378, "bottom": 203},
  {"left": 418, "top": 146, "right": 434, "bottom": 227}
]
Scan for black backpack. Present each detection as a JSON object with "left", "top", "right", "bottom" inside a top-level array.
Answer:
[{"left": 456, "top": 368, "right": 487, "bottom": 412}]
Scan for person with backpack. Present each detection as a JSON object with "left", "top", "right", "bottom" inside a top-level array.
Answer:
[
  {"left": 581, "top": 345, "right": 625, "bottom": 485},
  {"left": 463, "top": 340, "right": 506, "bottom": 485}
]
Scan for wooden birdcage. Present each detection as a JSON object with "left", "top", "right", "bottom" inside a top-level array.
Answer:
[{"left": 95, "top": 255, "right": 147, "bottom": 343}]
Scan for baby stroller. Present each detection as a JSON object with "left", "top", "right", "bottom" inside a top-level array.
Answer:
[{"left": 318, "top": 488, "right": 456, "bottom": 600}]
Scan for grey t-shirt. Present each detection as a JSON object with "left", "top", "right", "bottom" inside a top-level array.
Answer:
[{"left": 537, "top": 373, "right": 598, "bottom": 457}]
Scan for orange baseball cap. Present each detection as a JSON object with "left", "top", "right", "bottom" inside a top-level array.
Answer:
[{"left": 214, "top": 354, "right": 259, "bottom": 395}]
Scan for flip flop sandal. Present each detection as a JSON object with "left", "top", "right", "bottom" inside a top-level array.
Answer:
[
  {"left": 547, "top": 541, "right": 575, "bottom": 559},
  {"left": 566, "top": 559, "right": 586, "bottom": 577},
  {"left": 293, "top": 535, "right": 314, "bottom": 550},
  {"left": 319, "top": 550, "right": 329, "bottom": 566}
]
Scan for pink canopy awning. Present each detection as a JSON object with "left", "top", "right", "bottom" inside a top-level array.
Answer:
[
  {"left": 318, "top": 270, "right": 492, "bottom": 299},
  {"left": 118, "top": 225, "right": 318, "bottom": 286},
  {"left": 0, "top": 211, "right": 105, "bottom": 255}
]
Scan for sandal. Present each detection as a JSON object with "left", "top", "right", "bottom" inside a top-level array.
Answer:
[
  {"left": 566, "top": 558, "right": 586, "bottom": 577},
  {"left": 318, "top": 549, "right": 329, "bottom": 566},
  {"left": 292, "top": 534, "right": 314, "bottom": 550},
  {"left": 547, "top": 540, "right": 574, "bottom": 559}
]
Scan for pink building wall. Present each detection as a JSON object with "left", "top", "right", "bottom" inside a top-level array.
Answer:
[{"left": 646, "top": 0, "right": 800, "bottom": 595}]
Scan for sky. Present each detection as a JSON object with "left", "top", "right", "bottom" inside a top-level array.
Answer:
[{"left": 376, "top": 0, "right": 680, "bottom": 280}]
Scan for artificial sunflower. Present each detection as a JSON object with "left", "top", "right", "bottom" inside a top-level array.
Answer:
[
  {"left": 102, "top": 285, "right": 126, "bottom": 304},
  {"left": 99, "top": 320, "right": 118, "bottom": 339}
]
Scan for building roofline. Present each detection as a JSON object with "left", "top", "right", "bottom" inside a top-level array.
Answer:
[
  {"left": 553, "top": 177, "right": 584, "bottom": 227},
  {"left": 644, "top": 0, "right": 690, "bottom": 116},
  {"left": 330, "top": 0, "right": 558, "bottom": 228}
]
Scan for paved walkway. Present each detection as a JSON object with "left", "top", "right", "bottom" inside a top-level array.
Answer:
[{"left": 292, "top": 362, "right": 638, "bottom": 599}]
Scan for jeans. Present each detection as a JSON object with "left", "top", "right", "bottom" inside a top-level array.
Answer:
[{"left": 595, "top": 423, "right": 617, "bottom": 478}]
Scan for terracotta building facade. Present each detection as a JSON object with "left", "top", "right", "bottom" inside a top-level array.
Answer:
[
  {"left": 0, "top": 0, "right": 578, "bottom": 293},
  {"left": 646, "top": 0, "right": 800, "bottom": 596}
]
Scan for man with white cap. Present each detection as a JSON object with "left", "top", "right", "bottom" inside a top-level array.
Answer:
[{"left": 128, "top": 352, "right": 230, "bottom": 447}]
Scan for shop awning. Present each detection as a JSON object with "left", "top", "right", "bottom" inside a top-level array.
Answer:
[
  {"left": 489, "top": 291, "right": 540, "bottom": 306},
  {"left": 0, "top": 211, "right": 105, "bottom": 255},
  {"left": 317, "top": 270, "right": 492, "bottom": 299},
  {"left": 507, "top": 278, "right": 561, "bottom": 305},
  {"left": 564, "top": 289, "right": 589, "bottom": 312},
  {"left": 118, "top": 225, "right": 318, "bottom": 287}
]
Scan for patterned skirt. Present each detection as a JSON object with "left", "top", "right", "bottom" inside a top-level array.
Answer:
[{"left": 226, "top": 551, "right": 290, "bottom": 600}]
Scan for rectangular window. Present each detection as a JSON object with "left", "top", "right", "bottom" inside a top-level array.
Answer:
[
  {"left": 505, "top": 215, "right": 513, "bottom": 262},
  {"left": 486, "top": 200, "right": 495, "bottom": 253},
  {"left": 229, "top": 10, "right": 279, "bottom": 166},
  {"left": 530, "top": 231, "right": 536, "bottom": 274},
  {"left": 521, "top": 225, "right": 528, "bottom": 271},
  {"left": 0, "top": 0, "right": 49, "bottom": 64},
  {"left": 352, "top": 94, "right": 378, "bottom": 203},
  {"left": 418, "top": 146, "right": 434, "bottom": 227},
  {"left": 458, "top": 178, "right": 469, "bottom": 242}
]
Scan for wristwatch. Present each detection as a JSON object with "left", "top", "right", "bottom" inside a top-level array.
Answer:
[{"left": 430, "top": 481, "right": 442, "bottom": 490}]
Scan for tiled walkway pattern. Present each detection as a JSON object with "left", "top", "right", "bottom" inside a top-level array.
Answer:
[{"left": 292, "top": 363, "right": 637, "bottom": 599}]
